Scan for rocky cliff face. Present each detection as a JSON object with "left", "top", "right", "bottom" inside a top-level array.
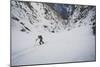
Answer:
[{"left": 11, "top": 0, "right": 96, "bottom": 35}]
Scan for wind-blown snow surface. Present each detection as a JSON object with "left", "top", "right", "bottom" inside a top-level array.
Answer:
[{"left": 11, "top": 0, "right": 96, "bottom": 66}]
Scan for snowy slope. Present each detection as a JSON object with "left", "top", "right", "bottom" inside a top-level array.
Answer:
[
  {"left": 11, "top": 0, "right": 96, "bottom": 66},
  {"left": 12, "top": 25, "right": 95, "bottom": 66}
]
